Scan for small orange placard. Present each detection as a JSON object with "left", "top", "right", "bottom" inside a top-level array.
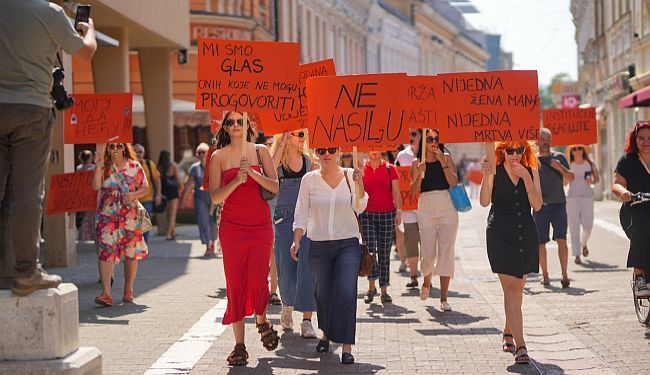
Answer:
[
  {"left": 64, "top": 93, "right": 133, "bottom": 144},
  {"left": 405, "top": 76, "right": 437, "bottom": 129},
  {"left": 542, "top": 107, "right": 597, "bottom": 146},
  {"left": 195, "top": 39, "right": 300, "bottom": 113},
  {"left": 306, "top": 73, "right": 408, "bottom": 148},
  {"left": 259, "top": 59, "right": 337, "bottom": 135},
  {"left": 46, "top": 171, "right": 97, "bottom": 215},
  {"left": 396, "top": 166, "right": 419, "bottom": 211},
  {"left": 435, "top": 70, "right": 540, "bottom": 143}
]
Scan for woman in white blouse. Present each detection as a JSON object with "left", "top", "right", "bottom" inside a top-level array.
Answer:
[{"left": 291, "top": 147, "right": 367, "bottom": 365}]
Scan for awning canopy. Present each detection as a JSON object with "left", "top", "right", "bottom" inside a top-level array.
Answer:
[{"left": 619, "top": 86, "right": 650, "bottom": 108}]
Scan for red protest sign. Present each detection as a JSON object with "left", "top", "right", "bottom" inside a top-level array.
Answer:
[
  {"left": 195, "top": 39, "right": 300, "bottom": 113},
  {"left": 406, "top": 76, "right": 437, "bottom": 129},
  {"left": 64, "top": 93, "right": 133, "bottom": 144},
  {"left": 46, "top": 171, "right": 97, "bottom": 215},
  {"left": 306, "top": 73, "right": 408, "bottom": 148},
  {"left": 259, "top": 59, "right": 337, "bottom": 135},
  {"left": 542, "top": 107, "right": 597, "bottom": 146},
  {"left": 435, "top": 70, "right": 540, "bottom": 143},
  {"left": 396, "top": 166, "right": 419, "bottom": 211}
]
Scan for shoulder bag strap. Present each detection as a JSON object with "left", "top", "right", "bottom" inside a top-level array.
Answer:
[
  {"left": 638, "top": 155, "right": 650, "bottom": 176},
  {"left": 344, "top": 170, "right": 366, "bottom": 244},
  {"left": 539, "top": 157, "right": 564, "bottom": 179},
  {"left": 255, "top": 145, "right": 266, "bottom": 177}
]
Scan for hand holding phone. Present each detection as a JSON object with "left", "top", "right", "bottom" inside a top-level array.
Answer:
[{"left": 75, "top": 5, "right": 91, "bottom": 34}]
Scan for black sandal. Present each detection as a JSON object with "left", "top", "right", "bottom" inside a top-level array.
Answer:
[
  {"left": 515, "top": 346, "right": 530, "bottom": 365},
  {"left": 256, "top": 321, "right": 279, "bottom": 351},
  {"left": 502, "top": 333, "right": 516, "bottom": 354},
  {"left": 269, "top": 293, "right": 282, "bottom": 305},
  {"left": 561, "top": 277, "right": 570, "bottom": 288},
  {"left": 316, "top": 339, "right": 330, "bottom": 353},
  {"left": 227, "top": 343, "right": 248, "bottom": 366}
]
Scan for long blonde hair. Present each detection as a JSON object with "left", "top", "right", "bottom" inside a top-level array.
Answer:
[{"left": 271, "top": 130, "right": 310, "bottom": 169}]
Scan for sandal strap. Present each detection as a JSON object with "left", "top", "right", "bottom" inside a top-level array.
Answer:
[{"left": 503, "top": 333, "right": 514, "bottom": 338}]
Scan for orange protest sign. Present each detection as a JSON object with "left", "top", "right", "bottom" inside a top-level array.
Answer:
[
  {"left": 63, "top": 93, "right": 133, "bottom": 144},
  {"left": 435, "top": 70, "right": 540, "bottom": 143},
  {"left": 259, "top": 59, "right": 337, "bottom": 135},
  {"left": 542, "top": 107, "right": 597, "bottom": 146},
  {"left": 396, "top": 166, "right": 419, "bottom": 211},
  {"left": 405, "top": 76, "right": 437, "bottom": 129},
  {"left": 340, "top": 144, "right": 399, "bottom": 153},
  {"left": 46, "top": 171, "right": 97, "bottom": 215},
  {"left": 195, "top": 39, "right": 300, "bottom": 113},
  {"left": 306, "top": 73, "right": 408, "bottom": 148}
]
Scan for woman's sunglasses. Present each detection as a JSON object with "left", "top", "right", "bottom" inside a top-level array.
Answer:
[
  {"left": 108, "top": 144, "right": 125, "bottom": 150},
  {"left": 197, "top": 150, "right": 207, "bottom": 155},
  {"left": 315, "top": 148, "right": 338, "bottom": 156},
  {"left": 426, "top": 136, "right": 439, "bottom": 144},
  {"left": 223, "top": 118, "right": 248, "bottom": 128},
  {"left": 571, "top": 147, "right": 583, "bottom": 152},
  {"left": 291, "top": 131, "right": 305, "bottom": 139},
  {"left": 504, "top": 147, "right": 525, "bottom": 155}
]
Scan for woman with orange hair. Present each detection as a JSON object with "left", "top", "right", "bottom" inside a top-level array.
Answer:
[
  {"left": 92, "top": 143, "right": 149, "bottom": 307},
  {"left": 479, "top": 140, "right": 542, "bottom": 365}
]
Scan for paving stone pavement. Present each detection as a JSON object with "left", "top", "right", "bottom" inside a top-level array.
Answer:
[{"left": 47, "top": 200, "right": 649, "bottom": 374}]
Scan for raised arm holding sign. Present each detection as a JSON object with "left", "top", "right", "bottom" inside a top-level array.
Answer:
[{"left": 64, "top": 92, "right": 133, "bottom": 144}]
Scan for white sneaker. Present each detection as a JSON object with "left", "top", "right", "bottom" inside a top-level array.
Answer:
[
  {"left": 280, "top": 304, "right": 294, "bottom": 329},
  {"left": 440, "top": 301, "right": 452, "bottom": 311},
  {"left": 300, "top": 320, "right": 317, "bottom": 338},
  {"left": 398, "top": 262, "right": 407, "bottom": 273},
  {"left": 634, "top": 277, "right": 650, "bottom": 298}
]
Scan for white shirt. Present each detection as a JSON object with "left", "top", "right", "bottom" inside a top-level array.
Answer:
[
  {"left": 395, "top": 147, "right": 418, "bottom": 224},
  {"left": 567, "top": 161, "right": 594, "bottom": 198},
  {"left": 293, "top": 168, "right": 369, "bottom": 241}
]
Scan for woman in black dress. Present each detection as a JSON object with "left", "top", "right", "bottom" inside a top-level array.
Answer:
[
  {"left": 479, "top": 140, "right": 542, "bottom": 365},
  {"left": 158, "top": 150, "right": 181, "bottom": 240}
]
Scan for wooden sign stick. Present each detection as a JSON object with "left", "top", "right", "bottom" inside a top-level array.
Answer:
[
  {"left": 242, "top": 112, "right": 249, "bottom": 159},
  {"left": 421, "top": 128, "right": 428, "bottom": 178},
  {"left": 352, "top": 146, "right": 360, "bottom": 211},
  {"left": 486, "top": 142, "right": 496, "bottom": 175}
]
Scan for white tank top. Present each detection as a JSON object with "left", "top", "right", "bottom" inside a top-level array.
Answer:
[{"left": 567, "top": 161, "right": 594, "bottom": 198}]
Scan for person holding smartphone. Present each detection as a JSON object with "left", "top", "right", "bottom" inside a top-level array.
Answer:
[{"left": 566, "top": 145, "right": 600, "bottom": 265}]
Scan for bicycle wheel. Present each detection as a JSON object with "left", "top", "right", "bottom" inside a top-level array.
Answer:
[{"left": 632, "top": 282, "right": 650, "bottom": 325}]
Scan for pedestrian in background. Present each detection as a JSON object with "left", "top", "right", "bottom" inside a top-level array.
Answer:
[
  {"left": 339, "top": 152, "right": 354, "bottom": 168},
  {"left": 158, "top": 150, "right": 181, "bottom": 240},
  {"left": 92, "top": 143, "right": 148, "bottom": 307},
  {"left": 270, "top": 130, "right": 317, "bottom": 337},
  {"left": 535, "top": 128, "right": 574, "bottom": 287},
  {"left": 180, "top": 143, "right": 216, "bottom": 256},
  {"left": 566, "top": 145, "right": 599, "bottom": 265},
  {"left": 1, "top": 0, "right": 96, "bottom": 296},
  {"left": 292, "top": 147, "right": 367, "bottom": 364},
  {"left": 209, "top": 111, "right": 279, "bottom": 366},
  {"left": 480, "top": 141, "right": 542, "bottom": 365},
  {"left": 261, "top": 134, "right": 281, "bottom": 305},
  {"left": 134, "top": 144, "right": 162, "bottom": 243},
  {"left": 76, "top": 150, "right": 96, "bottom": 241},
  {"left": 361, "top": 151, "right": 402, "bottom": 304},
  {"left": 410, "top": 129, "right": 459, "bottom": 311},
  {"left": 612, "top": 120, "right": 650, "bottom": 298},
  {"left": 396, "top": 130, "right": 421, "bottom": 287}
]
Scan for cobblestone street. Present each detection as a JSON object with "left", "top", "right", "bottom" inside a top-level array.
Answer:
[{"left": 48, "top": 200, "right": 650, "bottom": 374}]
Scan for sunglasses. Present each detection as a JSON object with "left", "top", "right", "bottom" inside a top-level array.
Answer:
[
  {"left": 108, "top": 144, "right": 125, "bottom": 150},
  {"left": 504, "top": 147, "right": 525, "bottom": 155},
  {"left": 291, "top": 131, "right": 305, "bottom": 139},
  {"left": 315, "top": 148, "right": 338, "bottom": 155},
  {"left": 410, "top": 131, "right": 418, "bottom": 138},
  {"left": 571, "top": 147, "right": 583, "bottom": 152},
  {"left": 197, "top": 150, "right": 207, "bottom": 155},
  {"left": 426, "top": 136, "right": 439, "bottom": 144},
  {"left": 223, "top": 118, "right": 248, "bottom": 127}
]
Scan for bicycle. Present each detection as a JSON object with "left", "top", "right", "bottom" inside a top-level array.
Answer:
[{"left": 629, "top": 192, "right": 650, "bottom": 325}]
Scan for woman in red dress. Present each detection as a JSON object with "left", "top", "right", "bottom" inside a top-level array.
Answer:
[{"left": 209, "top": 111, "right": 279, "bottom": 366}]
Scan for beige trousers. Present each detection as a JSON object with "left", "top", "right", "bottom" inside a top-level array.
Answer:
[{"left": 417, "top": 191, "right": 459, "bottom": 278}]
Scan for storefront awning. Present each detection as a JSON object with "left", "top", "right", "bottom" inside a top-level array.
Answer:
[{"left": 619, "top": 86, "right": 650, "bottom": 108}]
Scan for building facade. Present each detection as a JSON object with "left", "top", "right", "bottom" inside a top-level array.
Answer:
[{"left": 571, "top": 0, "right": 650, "bottom": 199}]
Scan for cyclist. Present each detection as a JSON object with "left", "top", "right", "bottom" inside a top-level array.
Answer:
[{"left": 612, "top": 120, "right": 650, "bottom": 298}]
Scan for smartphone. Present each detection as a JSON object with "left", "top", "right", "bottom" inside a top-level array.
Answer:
[
  {"left": 75, "top": 5, "right": 91, "bottom": 33},
  {"left": 584, "top": 171, "right": 593, "bottom": 180}
]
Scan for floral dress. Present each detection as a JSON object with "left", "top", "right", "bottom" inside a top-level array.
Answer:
[{"left": 96, "top": 159, "right": 148, "bottom": 263}]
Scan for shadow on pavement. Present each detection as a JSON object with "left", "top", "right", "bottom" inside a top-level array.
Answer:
[
  {"left": 524, "top": 284, "right": 598, "bottom": 296},
  {"left": 364, "top": 301, "right": 415, "bottom": 318},
  {"left": 208, "top": 287, "right": 227, "bottom": 299},
  {"left": 227, "top": 351, "right": 385, "bottom": 374},
  {"left": 424, "top": 305, "right": 489, "bottom": 327},
  {"left": 506, "top": 360, "right": 563, "bottom": 374},
  {"left": 81, "top": 302, "right": 150, "bottom": 325}
]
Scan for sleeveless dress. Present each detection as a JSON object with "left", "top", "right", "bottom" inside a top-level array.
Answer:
[
  {"left": 486, "top": 164, "right": 539, "bottom": 278},
  {"left": 219, "top": 166, "right": 273, "bottom": 324}
]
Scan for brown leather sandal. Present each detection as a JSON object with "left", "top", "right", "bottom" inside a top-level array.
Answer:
[
  {"left": 256, "top": 321, "right": 279, "bottom": 351},
  {"left": 227, "top": 343, "right": 248, "bottom": 366}
]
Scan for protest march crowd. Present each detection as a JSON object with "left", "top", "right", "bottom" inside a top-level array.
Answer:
[{"left": 2, "top": 1, "right": 650, "bottom": 371}]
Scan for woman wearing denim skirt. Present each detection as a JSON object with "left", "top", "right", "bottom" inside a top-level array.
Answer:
[{"left": 270, "top": 130, "right": 317, "bottom": 338}]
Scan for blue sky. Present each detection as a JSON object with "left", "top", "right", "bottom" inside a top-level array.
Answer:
[{"left": 464, "top": 0, "right": 578, "bottom": 85}]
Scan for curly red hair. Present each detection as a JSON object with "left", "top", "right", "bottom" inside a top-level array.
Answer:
[
  {"left": 624, "top": 120, "right": 650, "bottom": 154},
  {"left": 495, "top": 140, "right": 538, "bottom": 169}
]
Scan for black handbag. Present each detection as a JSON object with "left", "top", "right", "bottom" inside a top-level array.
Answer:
[
  {"left": 255, "top": 146, "right": 277, "bottom": 201},
  {"left": 145, "top": 160, "right": 168, "bottom": 213},
  {"left": 343, "top": 170, "right": 375, "bottom": 277}
]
